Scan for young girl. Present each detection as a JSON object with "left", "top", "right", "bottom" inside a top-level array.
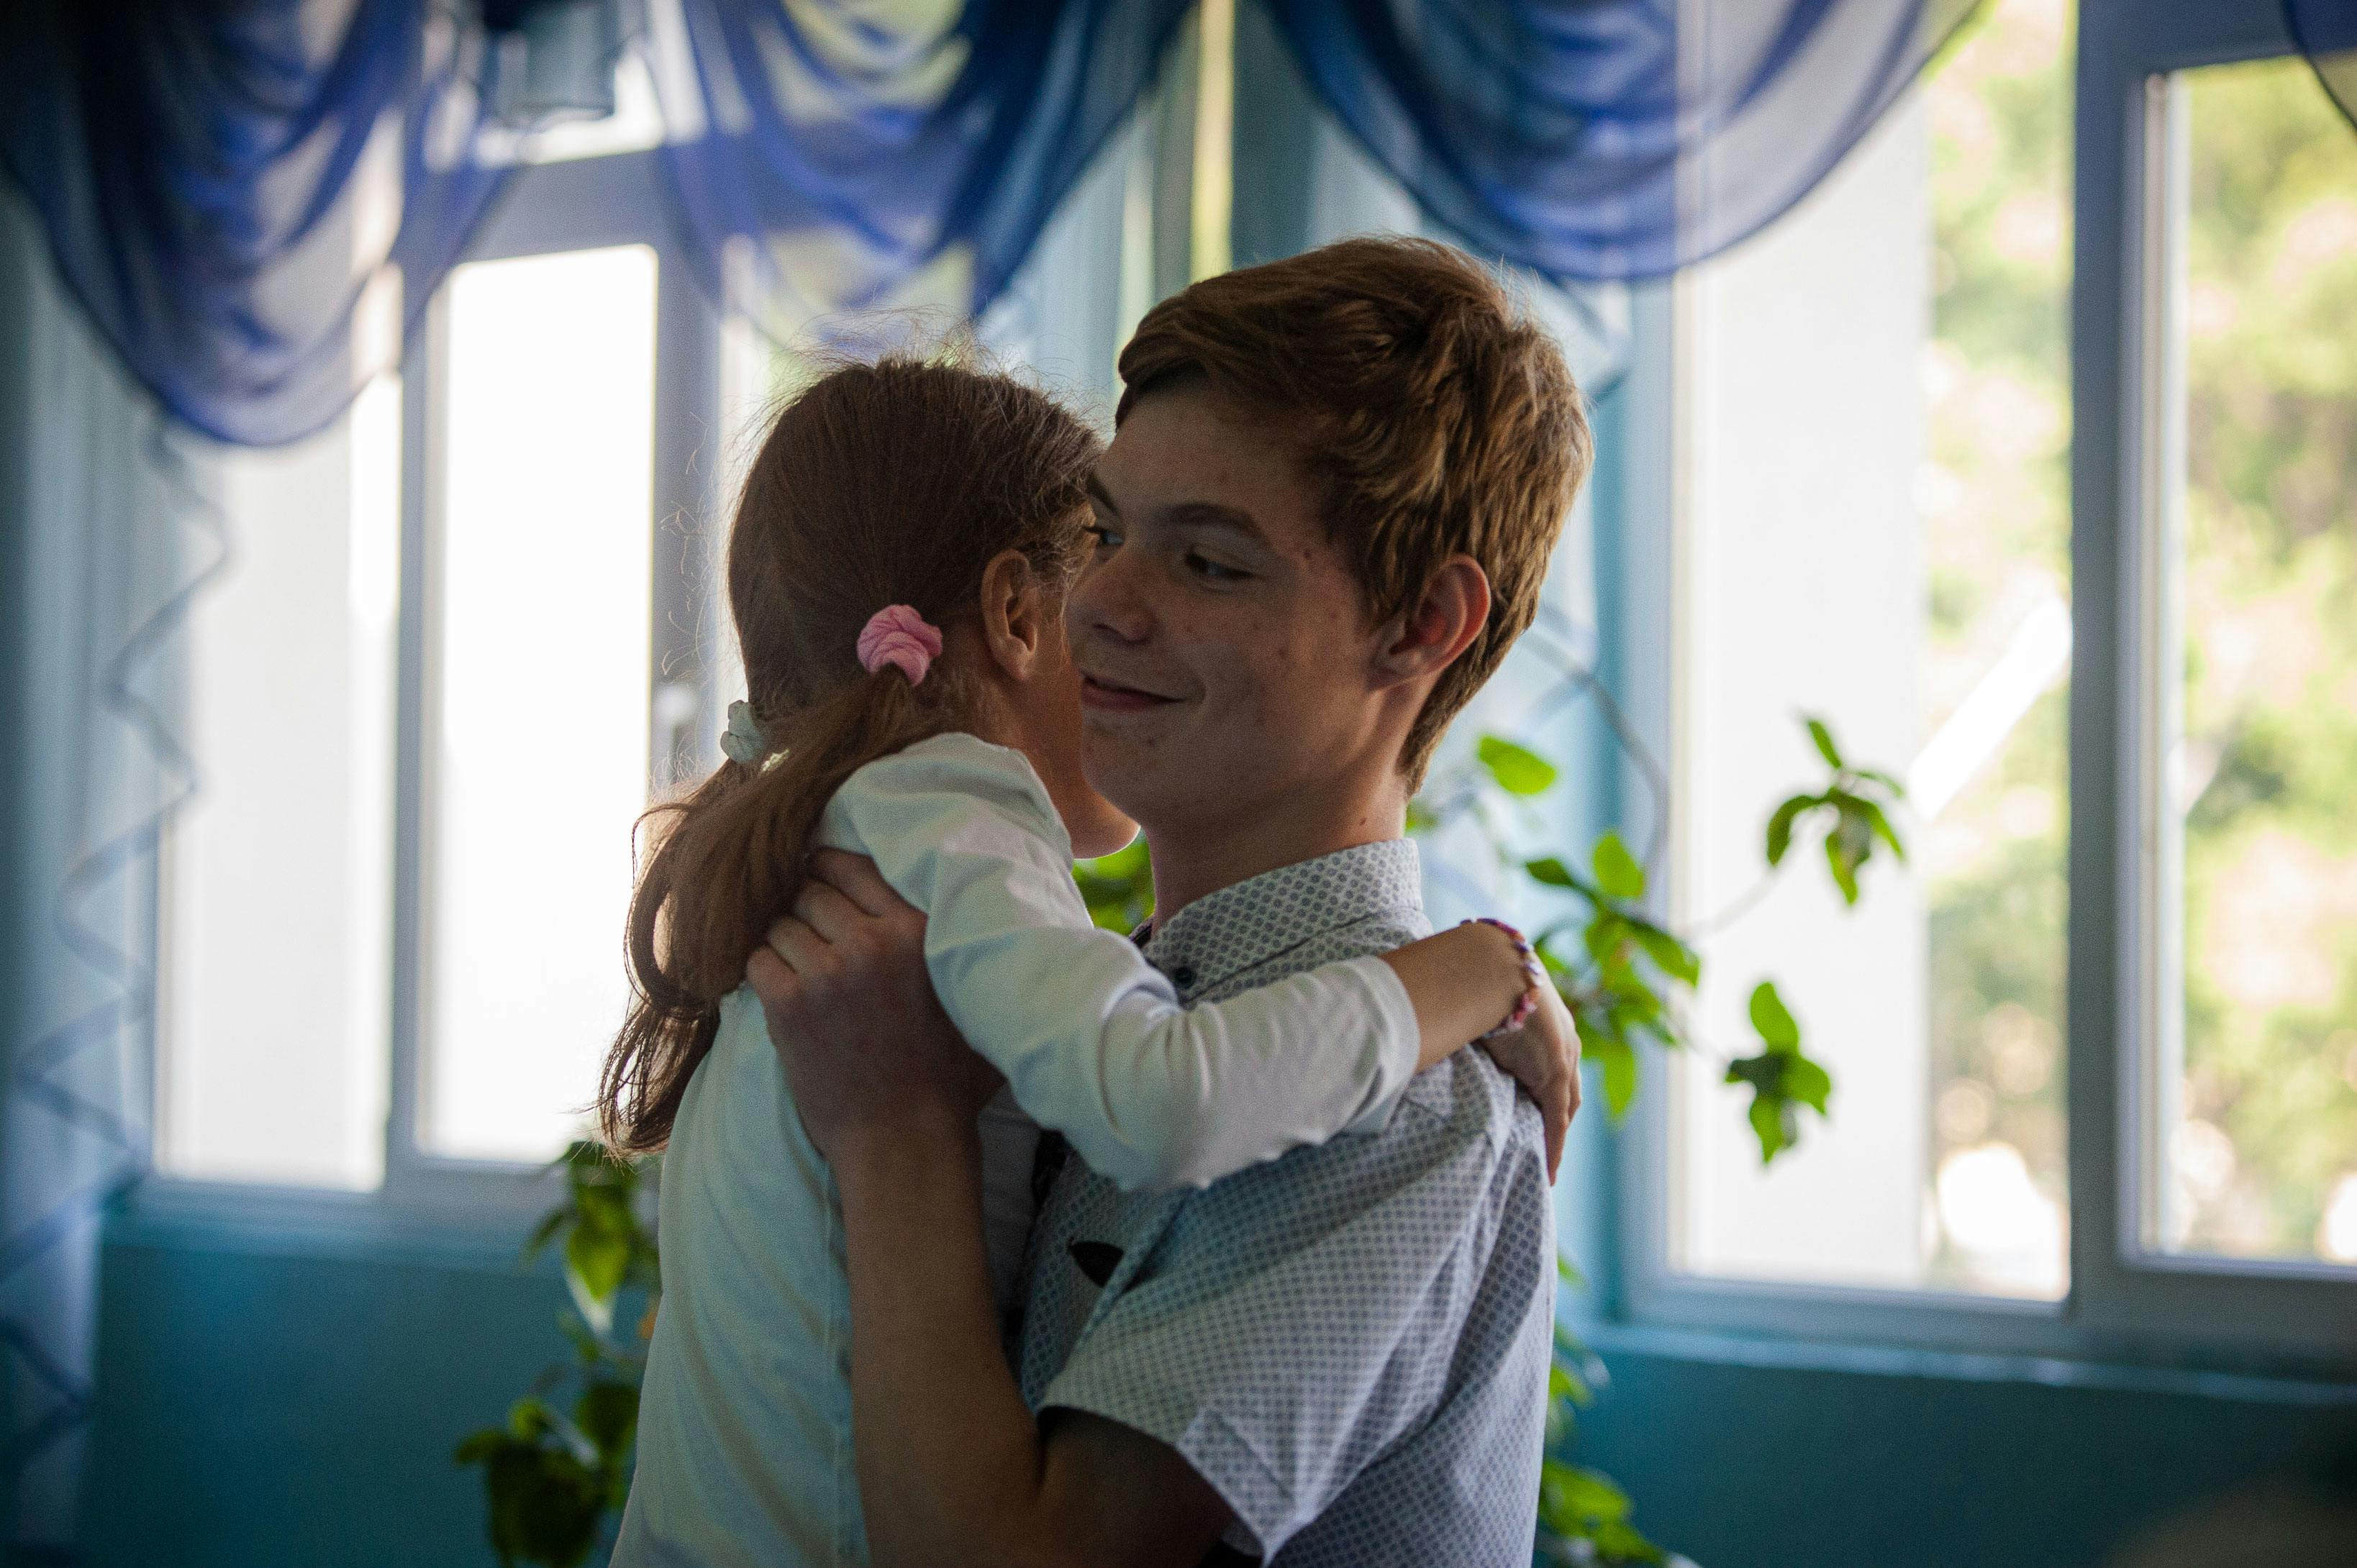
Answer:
[{"left": 605, "top": 357, "right": 1570, "bottom": 1567}]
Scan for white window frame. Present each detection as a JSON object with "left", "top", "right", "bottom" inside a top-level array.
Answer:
[{"left": 1617, "top": 0, "right": 2357, "bottom": 1369}]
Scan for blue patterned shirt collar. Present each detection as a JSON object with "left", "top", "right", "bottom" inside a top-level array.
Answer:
[{"left": 1140, "top": 838, "right": 1425, "bottom": 1001}]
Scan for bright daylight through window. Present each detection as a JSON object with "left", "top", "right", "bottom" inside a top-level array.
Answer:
[
  {"left": 1673, "top": 0, "right": 2074, "bottom": 1296},
  {"left": 2149, "top": 55, "right": 2357, "bottom": 1270},
  {"left": 158, "top": 379, "right": 401, "bottom": 1190},
  {"left": 423, "top": 243, "right": 660, "bottom": 1165}
]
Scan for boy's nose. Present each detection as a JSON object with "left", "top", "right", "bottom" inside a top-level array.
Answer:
[{"left": 1069, "top": 551, "right": 1152, "bottom": 645}]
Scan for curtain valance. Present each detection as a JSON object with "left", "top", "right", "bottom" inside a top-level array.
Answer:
[{"left": 0, "top": 0, "right": 2002, "bottom": 448}]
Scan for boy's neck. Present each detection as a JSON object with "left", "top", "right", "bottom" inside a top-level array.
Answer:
[{"left": 1145, "top": 775, "right": 1409, "bottom": 925}]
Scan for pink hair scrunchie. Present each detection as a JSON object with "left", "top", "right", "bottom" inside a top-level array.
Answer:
[{"left": 856, "top": 603, "right": 944, "bottom": 685}]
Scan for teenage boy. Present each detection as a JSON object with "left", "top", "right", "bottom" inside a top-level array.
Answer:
[{"left": 750, "top": 237, "right": 1594, "bottom": 1565}]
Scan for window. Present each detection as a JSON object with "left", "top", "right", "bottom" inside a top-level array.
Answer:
[
  {"left": 1666, "top": 0, "right": 2075, "bottom": 1301},
  {"left": 1630, "top": 0, "right": 2357, "bottom": 1360},
  {"left": 2142, "top": 55, "right": 2357, "bottom": 1270},
  {"left": 158, "top": 378, "right": 401, "bottom": 1191},
  {"left": 419, "top": 242, "right": 662, "bottom": 1165},
  {"left": 156, "top": 148, "right": 717, "bottom": 1207}
]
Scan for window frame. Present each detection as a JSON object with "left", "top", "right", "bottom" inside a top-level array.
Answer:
[{"left": 1616, "top": 0, "right": 2357, "bottom": 1369}]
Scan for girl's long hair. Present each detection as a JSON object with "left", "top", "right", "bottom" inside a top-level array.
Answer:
[{"left": 597, "top": 357, "right": 1099, "bottom": 1154}]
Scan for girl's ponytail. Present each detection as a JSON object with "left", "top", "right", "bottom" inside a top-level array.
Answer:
[{"left": 600, "top": 669, "right": 953, "bottom": 1153}]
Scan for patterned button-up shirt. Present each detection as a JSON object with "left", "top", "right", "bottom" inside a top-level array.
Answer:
[{"left": 1015, "top": 840, "right": 1557, "bottom": 1565}]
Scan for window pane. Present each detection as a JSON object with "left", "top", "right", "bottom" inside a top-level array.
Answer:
[
  {"left": 423, "top": 245, "right": 657, "bottom": 1163},
  {"left": 2155, "top": 58, "right": 2357, "bottom": 1267},
  {"left": 1672, "top": 0, "right": 2072, "bottom": 1296},
  {"left": 159, "top": 378, "right": 400, "bottom": 1189}
]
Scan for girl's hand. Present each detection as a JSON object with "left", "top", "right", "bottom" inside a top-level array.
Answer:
[{"left": 1478, "top": 982, "right": 1581, "bottom": 1181}]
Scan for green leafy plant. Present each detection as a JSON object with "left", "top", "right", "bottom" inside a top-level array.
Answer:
[{"left": 457, "top": 1142, "right": 660, "bottom": 1568}]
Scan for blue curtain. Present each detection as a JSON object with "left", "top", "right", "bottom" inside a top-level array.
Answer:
[
  {"left": 0, "top": 0, "right": 513, "bottom": 448},
  {"left": 1262, "top": 0, "right": 1983, "bottom": 281},
  {"left": 658, "top": 0, "right": 1190, "bottom": 347},
  {"left": 2288, "top": 0, "right": 2357, "bottom": 133},
  {"left": 0, "top": 0, "right": 2007, "bottom": 450}
]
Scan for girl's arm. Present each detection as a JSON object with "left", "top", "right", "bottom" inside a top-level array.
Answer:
[{"left": 835, "top": 735, "right": 1566, "bottom": 1192}]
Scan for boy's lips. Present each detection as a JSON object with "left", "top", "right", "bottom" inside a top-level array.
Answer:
[{"left": 1079, "top": 673, "right": 1179, "bottom": 714}]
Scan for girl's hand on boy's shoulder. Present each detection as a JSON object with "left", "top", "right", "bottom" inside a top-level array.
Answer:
[
  {"left": 1476, "top": 983, "right": 1580, "bottom": 1180},
  {"left": 746, "top": 849, "right": 1002, "bottom": 1164}
]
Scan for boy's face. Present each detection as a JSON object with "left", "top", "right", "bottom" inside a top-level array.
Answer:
[{"left": 1067, "top": 382, "right": 1396, "bottom": 842}]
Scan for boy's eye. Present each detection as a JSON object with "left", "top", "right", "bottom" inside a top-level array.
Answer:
[
  {"left": 1084, "top": 523, "right": 1122, "bottom": 551},
  {"left": 1186, "top": 551, "right": 1248, "bottom": 583}
]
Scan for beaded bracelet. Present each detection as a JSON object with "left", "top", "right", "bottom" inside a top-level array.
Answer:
[{"left": 1462, "top": 916, "right": 1548, "bottom": 1041}]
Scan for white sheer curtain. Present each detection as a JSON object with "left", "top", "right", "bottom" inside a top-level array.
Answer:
[{"left": 0, "top": 190, "right": 221, "bottom": 1556}]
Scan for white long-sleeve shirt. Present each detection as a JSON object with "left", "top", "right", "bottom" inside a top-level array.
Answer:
[{"left": 614, "top": 731, "right": 1422, "bottom": 1568}]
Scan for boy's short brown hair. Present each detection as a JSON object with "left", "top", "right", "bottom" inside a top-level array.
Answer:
[{"left": 1116, "top": 236, "right": 1592, "bottom": 785}]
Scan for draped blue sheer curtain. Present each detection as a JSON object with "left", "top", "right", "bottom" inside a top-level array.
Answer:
[
  {"left": 657, "top": 0, "right": 1189, "bottom": 345},
  {"left": 0, "top": 0, "right": 510, "bottom": 448},
  {"left": 1262, "top": 0, "right": 1983, "bottom": 281}
]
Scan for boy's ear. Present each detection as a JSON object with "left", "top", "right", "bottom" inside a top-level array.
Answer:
[
  {"left": 1372, "top": 555, "right": 1490, "bottom": 690},
  {"left": 978, "top": 549, "right": 1046, "bottom": 680}
]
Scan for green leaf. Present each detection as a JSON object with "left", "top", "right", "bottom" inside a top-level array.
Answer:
[
  {"left": 1853, "top": 765, "right": 1906, "bottom": 795},
  {"left": 1523, "top": 855, "right": 1576, "bottom": 888},
  {"left": 1854, "top": 796, "right": 1907, "bottom": 862},
  {"left": 1589, "top": 1035, "right": 1640, "bottom": 1118},
  {"left": 1590, "top": 830, "right": 1646, "bottom": 901},
  {"left": 1582, "top": 912, "right": 1629, "bottom": 966},
  {"left": 1748, "top": 980, "right": 1800, "bottom": 1051},
  {"left": 575, "top": 1379, "right": 640, "bottom": 1461},
  {"left": 566, "top": 1225, "right": 632, "bottom": 1310},
  {"left": 1748, "top": 1094, "right": 1794, "bottom": 1163},
  {"left": 1784, "top": 1053, "right": 1834, "bottom": 1115},
  {"left": 1476, "top": 734, "right": 1558, "bottom": 796},
  {"left": 1630, "top": 922, "right": 1700, "bottom": 988},
  {"left": 1804, "top": 714, "right": 1845, "bottom": 770},
  {"left": 1765, "top": 793, "right": 1815, "bottom": 867},
  {"left": 1825, "top": 826, "right": 1861, "bottom": 904},
  {"left": 1548, "top": 1359, "right": 1593, "bottom": 1410}
]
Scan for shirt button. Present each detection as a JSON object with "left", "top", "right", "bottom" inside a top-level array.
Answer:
[{"left": 1171, "top": 965, "right": 1198, "bottom": 989}]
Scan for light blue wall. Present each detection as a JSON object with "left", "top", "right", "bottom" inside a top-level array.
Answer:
[
  {"left": 85, "top": 1213, "right": 571, "bottom": 1568},
  {"left": 1571, "top": 1326, "right": 2357, "bottom": 1567}
]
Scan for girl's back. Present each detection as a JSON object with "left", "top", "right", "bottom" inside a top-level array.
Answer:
[
  {"left": 617, "top": 990, "right": 858, "bottom": 1565},
  {"left": 619, "top": 987, "right": 858, "bottom": 1567}
]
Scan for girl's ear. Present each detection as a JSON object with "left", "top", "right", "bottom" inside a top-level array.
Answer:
[{"left": 978, "top": 549, "right": 1045, "bottom": 680}]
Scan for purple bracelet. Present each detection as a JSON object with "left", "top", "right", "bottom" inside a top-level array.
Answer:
[{"left": 1462, "top": 916, "right": 1548, "bottom": 1041}]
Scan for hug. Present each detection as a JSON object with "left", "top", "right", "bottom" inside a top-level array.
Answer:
[{"left": 610, "top": 237, "right": 1591, "bottom": 1567}]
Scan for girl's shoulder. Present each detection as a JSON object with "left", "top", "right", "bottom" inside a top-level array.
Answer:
[{"left": 828, "top": 729, "right": 1068, "bottom": 856}]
